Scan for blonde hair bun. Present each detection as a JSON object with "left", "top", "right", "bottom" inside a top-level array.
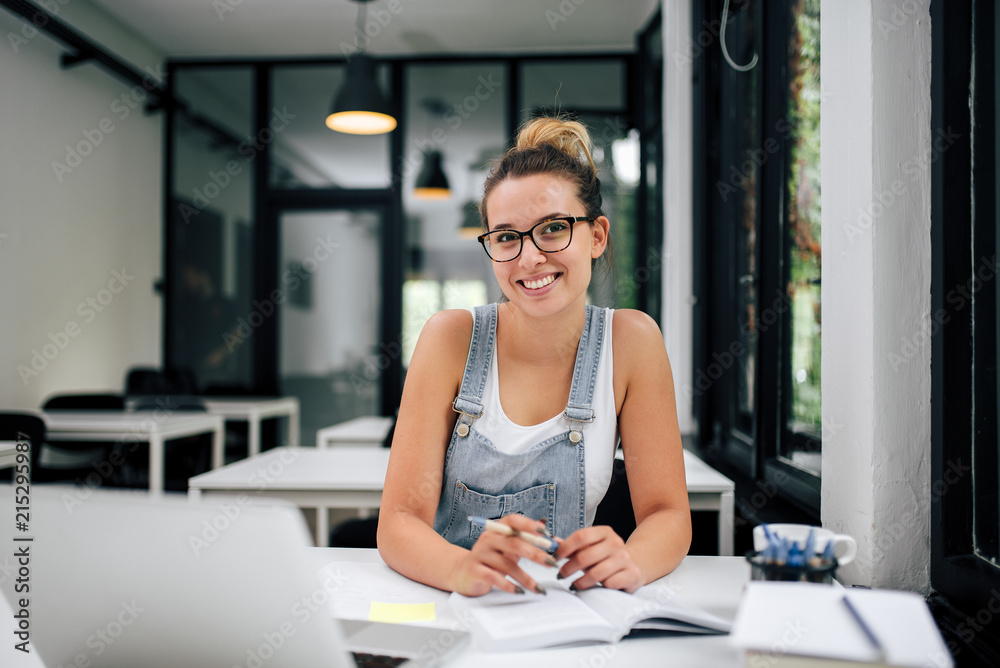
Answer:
[{"left": 514, "top": 116, "right": 597, "bottom": 175}]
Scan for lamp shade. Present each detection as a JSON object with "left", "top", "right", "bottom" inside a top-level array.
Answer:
[
  {"left": 413, "top": 151, "right": 451, "bottom": 199},
  {"left": 326, "top": 53, "right": 397, "bottom": 135},
  {"left": 459, "top": 200, "right": 482, "bottom": 238}
]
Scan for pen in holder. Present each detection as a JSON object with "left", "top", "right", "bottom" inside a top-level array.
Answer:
[
  {"left": 745, "top": 550, "right": 839, "bottom": 583},
  {"left": 746, "top": 524, "right": 852, "bottom": 584}
]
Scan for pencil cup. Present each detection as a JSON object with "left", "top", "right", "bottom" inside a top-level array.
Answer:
[{"left": 745, "top": 551, "right": 839, "bottom": 583}]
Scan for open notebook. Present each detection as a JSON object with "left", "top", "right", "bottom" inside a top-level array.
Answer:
[{"left": 0, "top": 485, "right": 464, "bottom": 668}]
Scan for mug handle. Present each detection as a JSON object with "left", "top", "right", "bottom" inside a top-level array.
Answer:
[{"left": 832, "top": 534, "right": 857, "bottom": 566}]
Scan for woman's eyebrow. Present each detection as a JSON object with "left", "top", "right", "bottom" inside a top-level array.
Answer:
[{"left": 489, "top": 213, "right": 569, "bottom": 231}]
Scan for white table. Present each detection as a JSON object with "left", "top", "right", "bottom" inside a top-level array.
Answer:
[
  {"left": 199, "top": 397, "right": 300, "bottom": 459},
  {"left": 316, "top": 415, "right": 393, "bottom": 448},
  {"left": 0, "top": 441, "right": 18, "bottom": 469},
  {"left": 188, "top": 444, "right": 736, "bottom": 554},
  {"left": 682, "top": 450, "right": 736, "bottom": 556},
  {"left": 316, "top": 416, "right": 735, "bottom": 554},
  {"left": 43, "top": 411, "right": 225, "bottom": 494},
  {"left": 310, "top": 547, "right": 751, "bottom": 667},
  {"left": 189, "top": 446, "right": 388, "bottom": 546}
]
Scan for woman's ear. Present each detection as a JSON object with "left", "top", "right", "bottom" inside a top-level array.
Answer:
[{"left": 590, "top": 216, "right": 610, "bottom": 259}]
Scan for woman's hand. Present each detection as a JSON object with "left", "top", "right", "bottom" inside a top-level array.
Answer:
[
  {"left": 555, "top": 525, "right": 643, "bottom": 593},
  {"left": 449, "top": 515, "right": 557, "bottom": 597}
]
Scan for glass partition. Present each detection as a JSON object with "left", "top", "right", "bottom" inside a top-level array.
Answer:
[{"left": 169, "top": 67, "right": 255, "bottom": 393}]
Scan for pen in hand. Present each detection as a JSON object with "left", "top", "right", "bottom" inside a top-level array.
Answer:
[{"left": 468, "top": 516, "right": 559, "bottom": 554}]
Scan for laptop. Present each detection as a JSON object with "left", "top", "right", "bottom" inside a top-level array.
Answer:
[{"left": 0, "top": 485, "right": 466, "bottom": 668}]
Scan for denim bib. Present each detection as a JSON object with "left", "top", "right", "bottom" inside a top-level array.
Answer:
[{"left": 433, "top": 303, "right": 606, "bottom": 549}]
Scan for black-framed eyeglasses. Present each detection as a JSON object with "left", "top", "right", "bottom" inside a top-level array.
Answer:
[{"left": 477, "top": 216, "right": 593, "bottom": 262}]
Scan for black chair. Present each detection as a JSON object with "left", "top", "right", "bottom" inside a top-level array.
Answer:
[
  {"left": 0, "top": 412, "right": 45, "bottom": 483},
  {"left": 39, "top": 393, "right": 127, "bottom": 485},
  {"left": 125, "top": 368, "right": 174, "bottom": 396},
  {"left": 42, "top": 393, "right": 124, "bottom": 411}
]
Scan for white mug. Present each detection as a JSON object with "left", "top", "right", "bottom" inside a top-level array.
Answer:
[{"left": 752, "top": 523, "right": 857, "bottom": 566}]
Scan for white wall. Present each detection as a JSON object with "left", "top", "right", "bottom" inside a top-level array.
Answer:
[
  {"left": 661, "top": 0, "right": 695, "bottom": 435},
  {"left": 0, "top": 1, "right": 164, "bottom": 410},
  {"left": 821, "top": 0, "right": 933, "bottom": 592}
]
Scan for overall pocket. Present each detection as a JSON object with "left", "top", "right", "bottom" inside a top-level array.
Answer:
[{"left": 444, "top": 480, "right": 556, "bottom": 547}]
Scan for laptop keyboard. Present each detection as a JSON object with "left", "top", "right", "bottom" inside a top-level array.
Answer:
[{"left": 351, "top": 651, "right": 410, "bottom": 668}]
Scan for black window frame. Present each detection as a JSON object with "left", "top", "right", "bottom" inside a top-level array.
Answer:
[
  {"left": 692, "top": 0, "right": 821, "bottom": 518},
  {"left": 930, "top": 0, "right": 1000, "bottom": 624}
]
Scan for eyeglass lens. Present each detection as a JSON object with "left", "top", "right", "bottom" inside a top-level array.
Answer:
[{"left": 483, "top": 219, "right": 574, "bottom": 261}]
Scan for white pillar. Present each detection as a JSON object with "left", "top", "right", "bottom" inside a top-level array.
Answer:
[{"left": 821, "top": 0, "right": 933, "bottom": 592}]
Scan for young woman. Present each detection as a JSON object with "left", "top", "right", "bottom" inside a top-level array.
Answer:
[{"left": 378, "top": 117, "right": 690, "bottom": 597}]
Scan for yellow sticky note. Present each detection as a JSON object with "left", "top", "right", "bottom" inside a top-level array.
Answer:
[{"left": 368, "top": 601, "right": 436, "bottom": 624}]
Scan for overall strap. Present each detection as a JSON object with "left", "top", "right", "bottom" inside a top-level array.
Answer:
[
  {"left": 451, "top": 304, "right": 497, "bottom": 436},
  {"left": 563, "top": 305, "right": 607, "bottom": 431}
]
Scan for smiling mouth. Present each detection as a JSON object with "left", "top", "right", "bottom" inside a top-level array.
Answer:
[{"left": 520, "top": 274, "right": 558, "bottom": 290}]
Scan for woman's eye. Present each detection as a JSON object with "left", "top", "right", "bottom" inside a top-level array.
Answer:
[
  {"left": 495, "top": 232, "right": 519, "bottom": 243},
  {"left": 541, "top": 221, "right": 569, "bottom": 234}
]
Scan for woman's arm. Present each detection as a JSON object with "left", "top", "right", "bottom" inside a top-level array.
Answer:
[
  {"left": 377, "top": 310, "right": 555, "bottom": 595},
  {"left": 555, "top": 309, "right": 692, "bottom": 591}
]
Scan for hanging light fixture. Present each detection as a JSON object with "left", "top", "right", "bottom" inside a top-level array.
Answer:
[
  {"left": 326, "top": 0, "right": 397, "bottom": 135},
  {"left": 413, "top": 150, "right": 451, "bottom": 199}
]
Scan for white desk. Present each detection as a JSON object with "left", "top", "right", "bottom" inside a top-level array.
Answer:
[
  {"left": 318, "top": 416, "right": 735, "bottom": 554},
  {"left": 316, "top": 415, "right": 393, "bottom": 448},
  {"left": 188, "top": 446, "right": 387, "bottom": 546},
  {"left": 0, "top": 441, "right": 19, "bottom": 469},
  {"left": 310, "top": 547, "right": 750, "bottom": 667},
  {"left": 43, "top": 411, "right": 225, "bottom": 494},
  {"left": 682, "top": 450, "right": 736, "bottom": 556},
  {"left": 200, "top": 397, "right": 300, "bottom": 458},
  {"left": 188, "top": 445, "right": 736, "bottom": 554}
]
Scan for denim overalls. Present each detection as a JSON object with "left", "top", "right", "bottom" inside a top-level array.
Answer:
[{"left": 433, "top": 303, "right": 607, "bottom": 549}]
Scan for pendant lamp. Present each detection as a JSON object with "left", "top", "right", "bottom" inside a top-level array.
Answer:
[
  {"left": 413, "top": 150, "right": 451, "bottom": 199},
  {"left": 325, "top": 0, "right": 397, "bottom": 135}
]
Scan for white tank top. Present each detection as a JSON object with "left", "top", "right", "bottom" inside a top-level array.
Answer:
[{"left": 469, "top": 307, "right": 619, "bottom": 526}]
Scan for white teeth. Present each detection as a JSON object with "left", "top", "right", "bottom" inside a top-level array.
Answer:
[{"left": 523, "top": 275, "right": 555, "bottom": 290}]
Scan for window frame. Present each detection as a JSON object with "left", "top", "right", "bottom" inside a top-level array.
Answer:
[
  {"left": 692, "top": 0, "right": 821, "bottom": 517},
  {"left": 930, "top": 0, "right": 1000, "bottom": 615}
]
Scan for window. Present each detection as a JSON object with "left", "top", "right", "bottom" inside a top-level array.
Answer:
[
  {"left": 692, "top": 0, "right": 821, "bottom": 516},
  {"left": 931, "top": 0, "right": 1000, "bottom": 634}
]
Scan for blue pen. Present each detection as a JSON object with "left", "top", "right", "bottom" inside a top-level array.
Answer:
[
  {"left": 803, "top": 527, "right": 817, "bottom": 561},
  {"left": 821, "top": 539, "right": 836, "bottom": 563},
  {"left": 468, "top": 516, "right": 559, "bottom": 553}
]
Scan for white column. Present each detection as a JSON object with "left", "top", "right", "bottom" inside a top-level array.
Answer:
[
  {"left": 662, "top": 0, "right": 695, "bottom": 435},
  {"left": 821, "top": 0, "right": 933, "bottom": 592}
]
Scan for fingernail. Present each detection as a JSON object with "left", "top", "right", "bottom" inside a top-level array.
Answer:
[
  {"left": 545, "top": 557, "right": 558, "bottom": 568},
  {"left": 568, "top": 582, "right": 577, "bottom": 591},
  {"left": 556, "top": 571, "right": 567, "bottom": 580},
  {"left": 536, "top": 523, "right": 552, "bottom": 538},
  {"left": 513, "top": 585, "right": 526, "bottom": 595},
  {"left": 534, "top": 583, "right": 547, "bottom": 595}
]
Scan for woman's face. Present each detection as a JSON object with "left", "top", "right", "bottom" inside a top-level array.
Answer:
[{"left": 484, "top": 173, "right": 608, "bottom": 317}]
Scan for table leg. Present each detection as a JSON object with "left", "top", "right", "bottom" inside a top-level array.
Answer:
[
  {"left": 249, "top": 418, "right": 261, "bottom": 458},
  {"left": 316, "top": 506, "right": 329, "bottom": 547},
  {"left": 288, "top": 407, "right": 300, "bottom": 447},
  {"left": 719, "top": 490, "right": 735, "bottom": 556},
  {"left": 211, "top": 422, "right": 224, "bottom": 470},
  {"left": 149, "top": 434, "right": 163, "bottom": 495}
]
